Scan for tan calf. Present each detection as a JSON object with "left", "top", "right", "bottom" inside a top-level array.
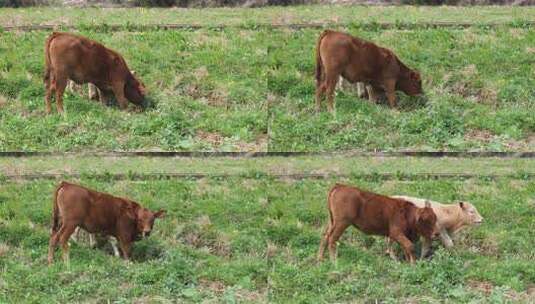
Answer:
[{"left": 391, "top": 196, "right": 483, "bottom": 258}]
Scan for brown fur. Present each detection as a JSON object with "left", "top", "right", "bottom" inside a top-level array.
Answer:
[
  {"left": 48, "top": 181, "right": 165, "bottom": 264},
  {"left": 315, "top": 30, "right": 423, "bottom": 112},
  {"left": 44, "top": 32, "right": 146, "bottom": 114},
  {"left": 317, "top": 184, "right": 439, "bottom": 264}
]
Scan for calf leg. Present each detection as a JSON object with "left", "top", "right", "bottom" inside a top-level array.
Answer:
[
  {"left": 111, "top": 81, "right": 129, "bottom": 110},
  {"left": 335, "top": 76, "right": 344, "bottom": 92},
  {"left": 327, "top": 222, "right": 350, "bottom": 265},
  {"left": 58, "top": 225, "right": 76, "bottom": 264},
  {"left": 88, "top": 84, "right": 99, "bottom": 101},
  {"left": 70, "top": 227, "right": 80, "bottom": 243},
  {"left": 48, "top": 226, "right": 64, "bottom": 265},
  {"left": 54, "top": 76, "right": 68, "bottom": 114},
  {"left": 109, "top": 237, "right": 121, "bottom": 257},
  {"left": 44, "top": 74, "right": 55, "bottom": 114},
  {"left": 420, "top": 236, "right": 432, "bottom": 259},
  {"left": 390, "top": 232, "right": 415, "bottom": 264},
  {"left": 317, "top": 221, "right": 333, "bottom": 261},
  {"left": 88, "top": 233, "right": 96, "bottom": 248},
  {"left": 385, "top": 238, "right": 398, "bottom": 261},
  {"left": 366, "top": 85, "right": 380, "bottom": 103},
  {"left": 98, "top": 89, "right": 109, "bottom": 106},
  {"left": 440, "top": 230, "right": 454, "bottom": 249},
  {"left": 384, "top": 79, "right": 397, "bottom": 108},
  {"left": 118, "top": 238, "right": 132, "bottom": 260},
  {"left": 315, "top": 81, "right": 327, "bottom": 112},
  {"left": 325, "top": 75, "right": 338, "bottom": 114},
  {"left": 66, "top": 80, "right": 75, "bottom": 94},
  {"left": 356, "top": 83, "right": 368, "bottom": 99}
]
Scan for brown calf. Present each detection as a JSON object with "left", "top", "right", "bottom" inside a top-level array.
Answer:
[
  {"left": 317, "top": 184, "right": 439, "bottom": 264},
  {"left": 48, "top": 181, "right": 165, "bottom": 264},
  {"left": 44, "top": 32, "right": 146, "bottom": 114},
  {"left": 315, "top": 30, "right": 423, "bottom": 112}
]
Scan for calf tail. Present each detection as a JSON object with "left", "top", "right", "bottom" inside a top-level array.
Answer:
[
  {"left": 51, "top": 181, "right": 64, "bottom": 233},
  {"left": 44, "top": 32, "right": 60, "bottom": 84},
  {"left": 315, "top": 30, "right": 330, "bottom": 85},
  {"left": 326, "top": 183, "right": 342, "bottom": 227}
]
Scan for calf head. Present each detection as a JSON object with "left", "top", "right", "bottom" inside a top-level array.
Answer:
[
  {"left": 415, "top": 201, "right": 439, "bottom": 240},
  {"left": 458, "top": 202, "right": 483, "bottom": 225},
  {"left": 398, "top": 70, "right": 423, "bottom": 96},
  {"left": 136, "top": 207, "right": 166, "bottom": 238},
  {"left": 124, "top": 71, "right": 147, "bottom": 107}
]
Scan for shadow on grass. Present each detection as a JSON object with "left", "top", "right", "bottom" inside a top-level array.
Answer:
[
  {"left": 83, "top": 237, "right": 165, "bottom": 262},
  {"left": 325, "top": 91, "right": 428, "bottom": 114},
  {"left": 130, "top": 238, "right": 166, "bottom": 262},
  {"left": 398, "top": 94, "right": 429, "bottom": 112}
]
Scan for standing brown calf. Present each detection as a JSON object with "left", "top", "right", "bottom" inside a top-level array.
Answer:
[
  {"left": 48, "top": 181, "right": 165, "bottom": 264},
  {"left": 317, "top": 184, "right": 439, "bottom": 264},
  {"left": 44, "top": 32, "right": 146, "bottom": 114},
  {"left": 315, "top": 30, "right": 423, "bottom": 112}
]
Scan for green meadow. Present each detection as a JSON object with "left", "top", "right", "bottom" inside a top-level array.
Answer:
[
  {"left": 268, "top": 26, "right": 535, "bottom": 151},
  {"left": 1, "top": 175, "right": 534, "bottom": 302},
  {"left": 1, "top": 5, "right": 534, "bottom": 302},
  {"left": 1, "top": 6, "right": 534, "bottom": 27},
  {"left": 0, "top": 29, "right": 268, "bottom": 151},
  {"left": 1, "top": 6, "right": 534, "bottom": 151}
]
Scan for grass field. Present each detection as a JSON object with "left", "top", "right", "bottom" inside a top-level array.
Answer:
[
  {"left": 0, "top": 29, "right": 268, "bottom": 151},
  {"left": 268, "top": 26, "right": 535, "bottom": 151},
  {"left": 1, "top": 158, "right": 534, "bottom": 302},
  {"left": 1, "top": 6, "right": 535, "bottom": 151},
  {"left": 1, "top": 6, "right": 535, "bottom": 27},
  {"left": 2, "top": 155, "right": 535, "bottom": 177},
  {"left": 1, "top": 5, "right": 534, "bottom": 302}
]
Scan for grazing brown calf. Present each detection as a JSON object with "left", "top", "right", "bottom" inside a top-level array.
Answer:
[
  {"left": 44, "top": 32, "right": 147, "bottom": 114},
  {"left": 315, "top": 30, "right": 423, "bottom": 112},
  {"left": 48, "top": 181, "right": 165, "bottom": 264},
  {"left": 317, "top": 184, "right": 439, "bottom": 264}
]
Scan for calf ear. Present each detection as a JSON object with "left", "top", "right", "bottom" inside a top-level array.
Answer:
[
  {"left": 154, "top": 209, "right": 166, "bottom": 218},
  {"left": 424, "top": 200, "right": 431, "bottom": 208},
  {"left": 459, "top": 202, "right": 465, "bottom": 209}
]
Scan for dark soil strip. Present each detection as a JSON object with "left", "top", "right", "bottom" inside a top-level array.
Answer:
[
  {"left": 2, "top": 151, "right": 535, "bottom": 158},
  {"left": 2, "top": 172, "right": 534, "bottom": 181},
  {"left": 2, "top": 21, "right": 534, "bottom": 32}
]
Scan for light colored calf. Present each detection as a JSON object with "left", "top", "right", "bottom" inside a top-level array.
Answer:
[
  {"left": 67, "top": 81, "right": 100, "bottom": 101},
  {"left": 337, "top": 76, "right": 368, "bottom": 99},
  {"left": 390, "top": 196, "right": 483, "bottom": 258},
  {"left": 71, "top": 227, "right": 121, "bottom": 257}
]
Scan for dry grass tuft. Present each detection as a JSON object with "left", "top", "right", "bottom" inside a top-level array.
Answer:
[{"left": 0, "top": 243, "right": 9, "bottom": 257}]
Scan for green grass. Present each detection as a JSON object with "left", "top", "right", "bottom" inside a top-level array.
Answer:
[
  {"left": 268, "top": 26, "right": 535, "bottom": 151},
  {"left": 1, "top": 7, "right": 535, "bottom": 151},
  {"left": 1, "top": 6, "right": 534, "bottom": 27},
  {"left": 1, "top": 175, "right": 534, "bottom": 302},
  {"left": 2, "top": 155, "right": 535, "bottom": 177},
  {"left": 0, "top": 29, "right": 268, "bottom": 151}
]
